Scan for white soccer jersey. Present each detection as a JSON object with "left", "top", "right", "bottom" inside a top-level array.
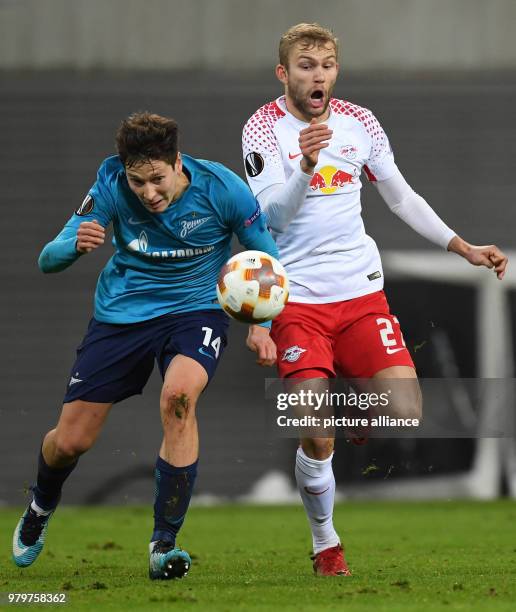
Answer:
[{"left": 242, "top": 96, "right": 398, "bottom": 303}]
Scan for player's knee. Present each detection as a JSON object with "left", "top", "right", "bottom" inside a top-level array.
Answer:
[
  {"left": 53, "top": 434, "right": 93, "bottom": 460},
  {"left": 301, "top": 438, "right": 334, "bottom": 460},
  {"left": 388, "top": 385, "right": 423, "bottom": 422},
  {"left": 161, "top": 389, "right": 196, "bottom": 423}
]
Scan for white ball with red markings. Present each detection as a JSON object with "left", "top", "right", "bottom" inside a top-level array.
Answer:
[{"left": 216, "top": 250, "right": 289, "bottom": 323}]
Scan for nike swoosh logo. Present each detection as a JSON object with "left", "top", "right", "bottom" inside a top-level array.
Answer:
[
  {"left": 288, "top": 152, "right": 302, "bottom": 160},
  {"left": 304, "top": 486, "right": 330, "bottom": 496},
  {"left": 128, "top": 217, "right": 150, "bottom": 225},
  {"left": 386, "top": 347, "right": 405, "bottom": 355},
  {"left": 198, "top": 347, "right": 215, "bottom": 360}
]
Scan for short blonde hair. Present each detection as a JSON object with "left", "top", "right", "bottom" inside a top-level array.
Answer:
[{"left": 279, "top": 23, "right": 339, "bottom": 67}]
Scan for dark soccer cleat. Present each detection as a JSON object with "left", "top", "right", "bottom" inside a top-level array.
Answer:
[
  {"left": 311, "top": 544, "right": 352, "bottom": 576},
  {"left": 149, "top": 540, "right": 191, "bottom": 580},
  {"left": 12, "top": 505, "right": 54, "bottom": 568}
]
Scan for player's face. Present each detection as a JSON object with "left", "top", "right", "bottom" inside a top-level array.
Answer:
[
  {"left": 276, "top": 42, "right": 339, "bottom": 122},
  {"left": 125, "top": 157, "right": 185, "bottom": 213}
]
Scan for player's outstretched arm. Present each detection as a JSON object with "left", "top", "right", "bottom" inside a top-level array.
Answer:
[
  {"left": 39, "top": 219, "right": 106, "bottom": 273},
  {"left": 376, "top": 171, "right": 508, "bottom": 279},
  {"left": 447, "top": 235, "right": 508, "bottom": 280},
  {"left": 375, "top": 168, "right": 456, "bottom": 249},
  {"left": 246, "top": 325, "right": 277, "bottom": 367}
]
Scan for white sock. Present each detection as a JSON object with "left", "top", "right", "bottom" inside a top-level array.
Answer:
[
  {"left": 295, "top": 446, "right": 340, "bottom": 555},
  {"left": 30, "top": 500, "right": 53, "bottom": 516}
]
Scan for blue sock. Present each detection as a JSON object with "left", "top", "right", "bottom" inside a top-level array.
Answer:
[
  {"left": 32, "top": 448, "right": 78, "bottom": 511},
  {"left": 151, "top": 456, "right": 198, "bottom": 545}
]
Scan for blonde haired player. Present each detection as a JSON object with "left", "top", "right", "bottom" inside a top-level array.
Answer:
[{"left": 242, "top": 23, "right": 507, "bottom": 576}]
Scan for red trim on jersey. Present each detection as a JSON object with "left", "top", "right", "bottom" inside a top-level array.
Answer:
[
  {"left": 243, "top": 100, "right": 286, "bottom": 156},
  {"left": 329, "top": 98, "right": 380, "bottom": 136},
  {"left": 330, "top": 98, "right": 389, "bottom": 162},
  {"left": 269, "top": 100, "right": 286, "bottom": 118},
  {"left": 363, "top": 164, "right": 377, "bottom": 182},
  {"left": 330, "top": 98, "right": 373, "bottom": 120},
  {"left": 250, "top": 100, "right": 285, "bottom": 123}
]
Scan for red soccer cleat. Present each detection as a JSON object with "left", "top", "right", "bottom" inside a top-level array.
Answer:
[{"left": 311, "top": 544, "right": 352, "bottom": 576}]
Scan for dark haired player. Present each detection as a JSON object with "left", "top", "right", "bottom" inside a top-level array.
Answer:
[{"left": 12, "top": 112, "right": 278, "bottom": 580}]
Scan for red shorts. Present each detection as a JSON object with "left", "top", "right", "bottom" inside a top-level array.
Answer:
[{"left": 271, "top": 290, "right": 414, "bottom": 379}]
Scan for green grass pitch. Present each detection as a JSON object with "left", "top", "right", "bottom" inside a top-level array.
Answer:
[{"left": 1, "top": 501, "right": 516, "bottom": 611}]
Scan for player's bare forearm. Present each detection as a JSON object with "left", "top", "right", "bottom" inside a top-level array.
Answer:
[
  {"left": 246, "top": 325, "right": 277, "bottom": 367},
  {"left": 447, "top": 235, "right": 508, "bottom": 280}
]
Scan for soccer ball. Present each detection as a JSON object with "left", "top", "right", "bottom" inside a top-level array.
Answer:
[{"left": 216, "top": 251, "right": 289, "bottom": 323}]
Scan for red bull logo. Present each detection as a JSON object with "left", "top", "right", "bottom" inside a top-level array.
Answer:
[
  {"left": 309, "top": 165, "right": 358, "bottom": 194},
  {"left": 310, "top": 172, "right": 326, "bottom": 191}
]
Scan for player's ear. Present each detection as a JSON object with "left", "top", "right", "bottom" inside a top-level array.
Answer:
[
  {"left": 275, "top": 63, "right": 288, "bottom": 85},
  {"left": 174, "top": 152, "right": 182, "bottom": 173}
]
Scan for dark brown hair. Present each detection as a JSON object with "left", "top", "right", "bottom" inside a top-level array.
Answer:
[
  {"left": 279, "top": 23, "right": 339, "bottom": 67},
  {"left": 115, "top": 112, "right": 179, "bottom": 167}
]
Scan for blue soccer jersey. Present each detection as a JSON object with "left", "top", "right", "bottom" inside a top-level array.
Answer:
[{"left": 39, "top": 155, "right": 279, "bottom": 323}]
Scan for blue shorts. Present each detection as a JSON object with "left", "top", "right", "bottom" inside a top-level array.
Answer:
[{"left": 63, "top": 310, "right": 229, "bottom": 404}]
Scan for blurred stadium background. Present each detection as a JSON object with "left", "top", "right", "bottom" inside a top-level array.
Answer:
[{"left": 1, "top": 0, "right": 515, "bottom": 507}]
